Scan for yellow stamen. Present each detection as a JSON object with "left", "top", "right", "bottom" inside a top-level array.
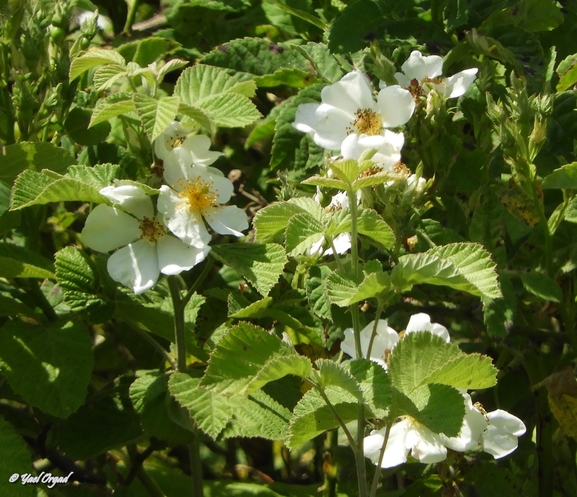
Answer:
[
  {"left": 347, "top": 108, "right": 382, "bottom": 136},
  {"left": 170, "top": 136, "right": 185, "bottom": 149},
  {"left": 178, "top": 177, "right": 218, "bottom": 214},
  {"left": 139, "top": 217, "right": 167, "bottom": 243}
]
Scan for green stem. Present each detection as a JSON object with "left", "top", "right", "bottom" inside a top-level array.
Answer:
[
  {"left": 123, "top": 0, "right": 141, "bottom": 34},
  {"left": 531, "top": 182, "right": 552, "bottom": 276},
  {"left": 167, "top": 275, "right": 205, "bottom": 497},
  {"left": 23, "top": 280, "right": 58, "bottom": 322},
  {"left": 182, "top": 257, "right": 213, "bottom": 307},
  {"left": 131, "top": 325, "right": 177, "bottom": 370},
  {"left": 323, "top": 430, "right": 338, "bottom": 497},
  {"left": 167, "top": 276, "right": 187, "bottom": 371}
]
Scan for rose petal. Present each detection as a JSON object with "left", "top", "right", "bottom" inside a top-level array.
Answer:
[
  {"left": 321, "top": 70, "right": 376, "bottom": 115},
  {"left": 377, "top": 86, "right": 415, "bottom": 128},
  {"left": 82, "top": 204, "right": 141, "bottom": 253},
  {"left": 401, "top": 51, "right": 443, "bottom": 82},
  {"left": 204, "top": 205, "right": 248, "bottom": 237},
  {"left": 157, "top": 236, "right": 211, "bottom": 275},
  {"left": 107, "top": 239, "right": 160, "bottom": 294},
  {"left": 99, "top": 185, "right": 154, "bottom": 219}
]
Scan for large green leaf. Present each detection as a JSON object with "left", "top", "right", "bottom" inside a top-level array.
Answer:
[
  {"left": 0, "top": 416, "right": 34, "bottom": 497},
  {"left": 542, "top": 163, "right": 577, "bottom": 189},
  {"left": 388, "top": 332, "right": 497, "bottom": 395},
  {"left": 200, "top": 37, "right": 310, "bottom": 84},
  {"left": 347, "top": 359, "right": 391, "bottom": 419},
  {"left": 130, "top": 372, "right": 195, "bottom": 444},
  {"left": 285, "top": 212, "right": 325, "bottom": 256},
  {"left": 168, "top": 371, "right": 234, "bottom": 439},
  {"left": 315, "top": 359, "right": 362, "bottom": 401},
  {"left": 10, "top": 164, "right": 120, "bottom": 210},
  {"left": 392, "top": 242, "right": 501, "bottom": 299},
  {"left": 0, "top": 318, "right": 93, "bottom": 418},
  {"left": 211, "top": 243, "right": 287, "bottom": 296},
  {"left": 0, "top": 142, "right": 74, "bottom": 184},
  {"left": 520, "top": 271, "right": 563, "bottom": 303},
  {"left": 200, "top": 322, "right": 311, "bottom": 396},
  {"left": 0, "top": 243, "right": 54, "bottom": 279},
  {"left": 133, "top": 94, "right": 180, "bottom": 142}
]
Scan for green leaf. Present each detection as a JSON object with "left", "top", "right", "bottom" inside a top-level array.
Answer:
[
  {"left": 65, "top": 107, "right": 111, "bottom": 145},
  {"left": 326, "top": 266, "right": 390, "bottom": 307},
  {"left": 90, "top": 92, "right": 136, "bottom": 127},
  {"left": 347, "top": 359, "right": 391, "bottom": 419},
  {"left": 10, "top": 164, "right": 120, "bottom": 210},
  {"left": 211, "top": 243, "right": 287, "bottom": 296},
  {"left": 557, "top": 54, "right": 577, "bottom": 92},
  {"left": 254, "top": 198, "right": 321, "bottom": 242},
  {"left": 130, "top": 372, "right": 194, "bottom": 444},
  {"left": 200, "top": 37, "right": 310, "bottom": 83},
  {"left": 520, "top": 271, "right": 563, "bottom": 303},
  {"left": 388, "top": 332, "right": 497, "bottom": 394},
  {"left": 392, "top": 243, "right": 501, "bottom": 299},
  {"left": 0, "top": 142, "right": 74, "bottom": 184},
  {"left": 229, "top": 296, "right": 273, "bottom": 318},
  {"left": 0, "top": 416, "right": 34, "bottom": 497},
  {"left": 69, "top": 48, "right": 126, "bottom": 81},
  {"left": 198, "top": 92, "right": 261, "bottom": 128},
  {"left": 394, "top": 383, "right": 465, "bottom": 437},
  {"left": 92, "top": 64, "right": 129, "bottom": 91},
  {"left": 542, "top": 163, "right": 577, "bottom": 189},
  {"left": 301, "top": 176, "right": 348, "bottom": 190},
  {"left": 293, "top": 43, "right": 344, "bottom": 83},
  {"left": 200, "top": 322, "right": 310, "bottom": 396},
  {"left": 133, "top": 94, "right": 181, "bottom": 142},
  {"left": 0, "top": 243, "right": 54, "bottom": 279},
  {"left": 328, "top": 0, "right": 385, "bottom": 54},
  {"left": 0, "top": 295, "right": 37, "bottom": 318},
  {"left": 285, "top": 212, "right": 325, "bottom": 256},
  {"left": 315, "top": 359, "right": 362, "bottom": 401},
  {"left": 268, "top": 1, "right": 326, "bottom": 30},
  {"left": 54, "top": 247, "right": 114, "bottom": 322},
  {"left": 287, "top": 387, "right": 358, "bottom": 448},
  {"left": 221, "top": 389, "right": 292, "bottom": 441},
  {"left": 305, "top": 265, "right": 333, "bottom": 320},
  {"left": 176, "top": 65, "right": 256, "bottom": 104},
  {"left": 179, "top": 103, "right": 215, "bottom": 133},
  {"left": 328, "top": 208, "right": 395, "bottom": 249},
  {"left": 169, "top": 371, "right": 234, "bottom": 439},
  {"left": 0, "top": 318, "right": 93, "bottom": 418}
]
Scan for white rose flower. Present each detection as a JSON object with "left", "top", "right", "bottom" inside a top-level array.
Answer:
[
  {"left": 158, "top": 164, "right": 248, "bottom": 248},
  {"left": 403, "top": 312, "right": 450, "bottom": 342},
  {"left": 293, "top": 70, "right": 415, "bottom": 151},
  {"left": 154, "top": 121, "right": 223, "bottom": 169},
  {"left": 392, "top": 50, "right": 478, "bottom": 99},
  {"left": 82, "top": 185, "right": 210, "bottom": 295}
]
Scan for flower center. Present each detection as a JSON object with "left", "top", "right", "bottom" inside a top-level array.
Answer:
[
  {"left": 139, "top": 217, "right": 167, "bottom": 243},
  {"left": 348, "top": 108, "right": 382, "bottom": 136},
  {"left": 178, "top": 177, "right": 218, "bottom": 214},
  {"left": 170, "top": 136, "right": 185, "bottom": 150}
]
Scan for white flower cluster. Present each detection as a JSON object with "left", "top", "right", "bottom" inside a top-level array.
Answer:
[
  {"left": 341, "top": 313, "right": 526, "bottom": 468},
  {"left": 82, "top": 122, "right": 248, "bottom": 294},
  {"left": 292, "top": 51, "right": 477, "bottom": 247}
]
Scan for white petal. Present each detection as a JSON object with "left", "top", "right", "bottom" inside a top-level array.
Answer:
[
  {"left": 377, "top": 86, "right": 415, "bottom": 128},
  {"left": 293, "top": 102, "right": 321, "bottom": 134},
  {"left": 364, "top": 421, "right": 411, "bottom": 469},
  {"left": 394, "top": 72, "right": 412, "bottom": 88},
  {"left": 331, "top": 232, "right": 351, "bottom": 254},
  {"left": 405, "top": 313, "right": 450, "bottom": 342},
  {"left": 204, "top": 205, "right": 248, "bottom": 237},
  {"left": 407, "top": 424, "right": 447, "bottom": 463},
  {"left": 311, "top": 103, "right": 355, "bottom": 150},
  {"left": 321, "top": 70, "right": 376, "bottom": 115},
  {"left": 342, "top": 132, "right": 404, "bottom": 171},
  {"left": 441, "top": 394, "right": 487, "bottom": 452},
  {"left": 107, "top": 240, "right": 160, "bottom": 294},
  {"left": 208, "top": 173, "right": 235, "bottom": 204},
  {"left": 483, "top": 410, "right": 526, "bottom": 459},
  {"left": 183, "top": 134, "right": 222, "bottom": 166},
  {"left": 341, "top": 319, "right": 398, "bottom": 368},
  {"left": 158, "top": 186, "right": 211, "bottom": 248},
  {"left": 82, "top": 204, "right": 140, "bottom": 253},
  {"left": 163, "top": 152, "right": 199, "bottom": 186},
  {"left": 444, "top": 68, "right": 478, "bottom": 98},
  {"left": 99, "top": 185, "right": 154, "bottom": 219},
  {"left": 401, "top": 51, "right": 443, "bottom": 82},
  {"left": 156, "top": 236, "right": 211, "bottom": 275},
  {"left": 154, "top": 121, "right": 194, "bottom": 161}
]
